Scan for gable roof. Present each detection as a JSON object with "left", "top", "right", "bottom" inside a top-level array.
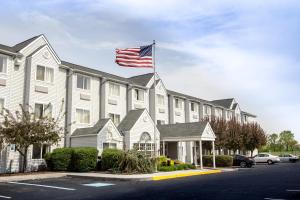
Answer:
[
  {"left": 72, "top": 118, "right": 110, "bottom": 136},
  {"left": 12, "top": 35, "right": 41, "bottom": 52},
  {"left": 241, "top": 111, "right": 257, "bottom": 118},
  {"left": 157, "top": 121, "right": 209, "bottom": 139},
  {"left": 210, "top": 98, "right": 234, "bottom": 109},
  {"left": 118, "top": 109, "right": 145, "bottom": 133},
  {"left": 128, "top": 73, "right": 154, "bottom": 86}
]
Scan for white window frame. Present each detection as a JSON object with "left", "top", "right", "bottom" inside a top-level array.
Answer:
[
  {"left": 134, "top": 88, "right": 144, "bottom": 101},
  {"left": 31, "top": 143, "right": 51, "bottom": 160},
  {"left": 76, "top": 74, "right": 91, "bottom": 90},
  {"left": 0, "top": 97, "right": 5, "bottom": 115},
  {"left": 191, "top": 102, "right": 197, "bottom": 112},
  {"left": 34, "top": 102, "right": 53, "bottom": 119},
  {"left": 109, "top": 113, "right": 120, "bottom": 126},
  {"left": 76, "top": 108, "right": 90, "bottom": 124},
  {"left": 0, "top": 55, "right": 8, "bottom": 74},
  {"left": 103, "top": 142, "right": 117, "bottom": 149},
  {"left": 109, "top": 82, "right": 120, "bottom": 97},
  {"left": 175, "top": 98, "right": 182, "bottom": 109},
  {"left": 157, "top": 94, "right": 165, "bottom": 106},
  {"left": 35, "top": 65, "right": 54, "bottom": 83}
]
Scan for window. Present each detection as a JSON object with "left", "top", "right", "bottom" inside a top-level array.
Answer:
[
  {"left": 157, "top": 94, "right": 165, "bottom": 105},
  {"left": 103, "top": 143, "right": 117, "bottom": 149},
  {"left": 109, "top": 113, "right": 120, "bottom": 126},
  {"left": 134, "top": 89, "right": 144, "bottom": 101},
  {"left": 32, "top": 144, "right": 50, "bottom": 159},
  {"left": 175, "top": 98, "right": 182, "bottom": 109},
  {"left": 77, "top": 74, "right": 90, "bottom": 90},
  {"left": 191, "top": 102, "right": 195, "bottom": 111},
  {"left": 157, "top": 120, "right": 165, "bottom": 125},
  {"left": 133, "top": 143, "right": 155, "bottom": 156},
  {"left": 0, "top": 56, "right": 7, "bottom": 73},
  {"left": 205, "top": 105, "right": 211, "bottom": 115},
  {"left": 36, "top": 65, "right": 54, "bottom": 83},
  {"left": 34, "top": 103, "right": 52, "bottom": 119},
  {"left": 10, "top": 144, "right": 16, "bottom": 151},
  {"left": 76, "top": 108, "right": 90, "bottom": 124},
  {"left": 0, "top": 98, "right": 4, "bottom": 114},
  {"left": 109, "top": 82, "right": 120, "bottom": 96}
]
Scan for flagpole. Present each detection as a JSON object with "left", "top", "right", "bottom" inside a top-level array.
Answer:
[{"left": 153, "top": 40, "right": 158, "bottom": 171}]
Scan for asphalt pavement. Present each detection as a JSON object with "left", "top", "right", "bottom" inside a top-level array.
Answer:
[{"left": 0, "top": 162, "right": 299, "bottom": 200}]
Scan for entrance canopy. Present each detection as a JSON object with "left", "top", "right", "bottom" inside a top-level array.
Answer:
[{"left": 157, "top": 121, "right": 216, "bottom": 142}]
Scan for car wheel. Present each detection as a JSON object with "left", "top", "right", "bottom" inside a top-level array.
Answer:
[
  {"left": 240, "top": 161, "right": 247, "bottom": 168},
  {"left": 267, "top": 160, "right": 273, "bottom": 165}
]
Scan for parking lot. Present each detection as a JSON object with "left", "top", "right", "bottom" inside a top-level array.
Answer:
[{"left": 0, "top": 162, "right": 299, "bottom": 200}]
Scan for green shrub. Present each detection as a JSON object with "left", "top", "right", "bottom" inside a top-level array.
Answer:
[
  {"left": 159, "top": 156, "right": 168, "bottom": 166},
  {"left": 47, "top": 148, "right": 73, "bottom": 171},
  {"left": 101, "top": 148, "right": 124, "bottom": 170},
  {"left": 71, "top": 147, "right": 98, "bottom": 172},
  {"left": 202, "top": 155, "right": 233, "bottom": 167},
  {"left": 116, "top": 150, "right": 155, "bottom": 174},
  {"left": 158, "top": 165, "right": 176, "bottom": 171}
]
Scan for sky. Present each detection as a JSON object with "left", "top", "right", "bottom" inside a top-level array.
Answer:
[{"left": 0, "top": 0, "right": 299, "bottom": 140}]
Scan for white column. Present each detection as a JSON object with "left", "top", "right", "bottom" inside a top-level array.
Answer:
[
  {"left": 163, "top": 141, "right": 165, "bottom": 156},
  {"left": 194, "top": 141, "right": 198, "bottom": 166},
  {"left": 212, "top": 141, "right": 216, "bottom": 169},
  {"left": 199, "top": 140, "right": 203, "bottom": 169}
]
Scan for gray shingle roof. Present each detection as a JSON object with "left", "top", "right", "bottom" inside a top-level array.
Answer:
[
  {"left": 128, "top": 73, "right": 154, "bottom": 86},
  {"left": 12, "top": 35, "right": 41, "bottom": 52},
  {"left": 167, "top": 89, "right": 209, "bottom": 104},
  {"left": 0, "top": 35, "right": 40, "bottom": 54},
  {"left": 157, "top": 121, "right": 208, "bottom": 139},
  {"left": 241, "top": 111, "right": 256, "bottom": 117},
  {"left": 72, "top": 118, "right": 110, "bottom": 136},
  {"left": 118, "top": 109, "right": 145, "bottom": 133},
  {"left": 210, "top": 98, "right": 234, "bottom": 109}
]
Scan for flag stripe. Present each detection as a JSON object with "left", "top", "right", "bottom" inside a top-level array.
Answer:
[{"left": 115, "top": 45, "right": 153, "bottom": 68}]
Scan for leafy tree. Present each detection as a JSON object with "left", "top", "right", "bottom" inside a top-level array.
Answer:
[
  {"left": 0, "top": 103, "right": 64, "bottom": 172},
  {"left": 268, "top": 133, "right": 279, "bottom": 151},
  {"left": 224, "top": 118, "right": 242, "bottom": 154},
  {"left": 279, "top": 130, "right": 295, "bottom": 151},
  {"left": 242, "top": 123, "right": 267, "bottom": 156}
]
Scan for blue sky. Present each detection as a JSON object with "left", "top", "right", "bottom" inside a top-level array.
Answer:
[{"left": 0, "top": 0, "right": 299, "bottom": 140}]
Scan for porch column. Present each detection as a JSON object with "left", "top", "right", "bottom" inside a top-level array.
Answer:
[
  {"left": 199, "top": 140, "right": 203, "bottom": 169},
  {"left": 193, "top": 141, "right": 198, "bottom": 166},
  {"left": 162, "top": 141, "right": 165, "bottom": 156},
  {"left": 212, "top": 141, "right": 216, "bottom": 169}
]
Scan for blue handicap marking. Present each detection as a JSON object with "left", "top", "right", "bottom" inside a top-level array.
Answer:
[{"left": 83, "top": 182, "right": 115, "bottom": 187}]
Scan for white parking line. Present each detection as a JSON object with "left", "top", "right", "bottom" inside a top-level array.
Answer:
[
  {"left": 8, "top": 182, "right": 76, "bottom": 191},
  {"left": 0, "top": 195, "right": 11, "bottom": 199},
  {"left": 286, "top": 189, "right": 300, "bottom": 192},
  {"left": 264, "top": 198, "right": 286, "bottom": 200}
]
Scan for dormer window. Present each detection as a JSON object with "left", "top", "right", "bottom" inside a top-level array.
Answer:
[
  {"left": 157, "top": 94, "right": 165, "bottom": 105},
  {"left": 134, "top": 89, "right": 144, "bottom": 101},
  {"left": 36, "top": 65, "right": 54, "bottom": 83},
  {"left": 77, "top": 74, "right": 90, "bottom": 90},
  {"left": 0, "top": 56, "right": 7, "bottom": 74}
]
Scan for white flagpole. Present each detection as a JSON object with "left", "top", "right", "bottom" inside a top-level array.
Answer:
[{"left": 153, "top": 40, "right": 158, "bottom": 171}]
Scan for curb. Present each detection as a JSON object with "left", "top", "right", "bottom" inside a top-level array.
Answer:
[
  {"left": 66, "top": 174, "right": 152, "bottom": 182},
  {"left": 152, "top": 169, "right": 222, "bottom": 181},
  {"left": 0, "top": 173, "right": 67, "bottom": 183}
]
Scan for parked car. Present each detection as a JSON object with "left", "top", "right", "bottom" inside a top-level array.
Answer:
[
  {"left": 253, "top": 153, "right": 280, "bottom": 165},
  {"left": 278, "top": 154, "right": 299, "bottom": 163},
  {"left": 232, "top": 155, "right": 255, "bottom": 168}
]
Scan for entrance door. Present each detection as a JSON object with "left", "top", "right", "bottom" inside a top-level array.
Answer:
[{"left": 167, "top": 142, "right": 178, "bottom": 160}]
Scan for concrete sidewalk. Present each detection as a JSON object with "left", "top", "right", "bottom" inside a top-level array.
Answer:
[
  {"left": 0, "top": 172, "right": 67, "bottom": 183},
  {"left": 67, "top": 168, "right": 227, "bottom": 181},
  {"left": 0, "top": 168, "right": 235, "bottom": 182}
]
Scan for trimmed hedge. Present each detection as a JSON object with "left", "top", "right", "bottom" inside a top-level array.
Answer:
[
  {"left": 45, "top": 148, "right": 73, "bottom": 171},
  {"left": 158, "top": 163, "right": 196, "bottom": 172},
  {"left": 202, "top": 155, "right": 233, "bottom": 167},
  {"left": 45, "top": 147, "right": 98, "bottom": 172},
  {"left": 71, "top": 147, "right": 98, "bottom": 172},
  {"left": 101, "top": 148, "right": 124, "bottom": 170}
]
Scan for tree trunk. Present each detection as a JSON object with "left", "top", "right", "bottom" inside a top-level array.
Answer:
[
  {"left": 22, "top": 148, "right": 28, "bottom": 173},
  {"left": 250, "top": 150, "right": 253, "bottom": 157}
]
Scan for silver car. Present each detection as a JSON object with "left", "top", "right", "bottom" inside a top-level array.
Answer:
[
  {"left": 279, "top": 154, "right": 299, "bottom": 163},
  {"left": 253, "top": 153, "right": 280, "bottom": 165}
]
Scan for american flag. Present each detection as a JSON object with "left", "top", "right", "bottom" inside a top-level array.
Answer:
[{"left": 115, "top": 44, "right": 153, "bottom": 68}]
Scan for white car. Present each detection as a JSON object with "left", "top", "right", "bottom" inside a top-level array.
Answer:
[
  {"left": 279, "top": 154, "right": 299, "bottom": 163},
  {"left": 253, "top": 153, "right": 280, "bottom": 165}
]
